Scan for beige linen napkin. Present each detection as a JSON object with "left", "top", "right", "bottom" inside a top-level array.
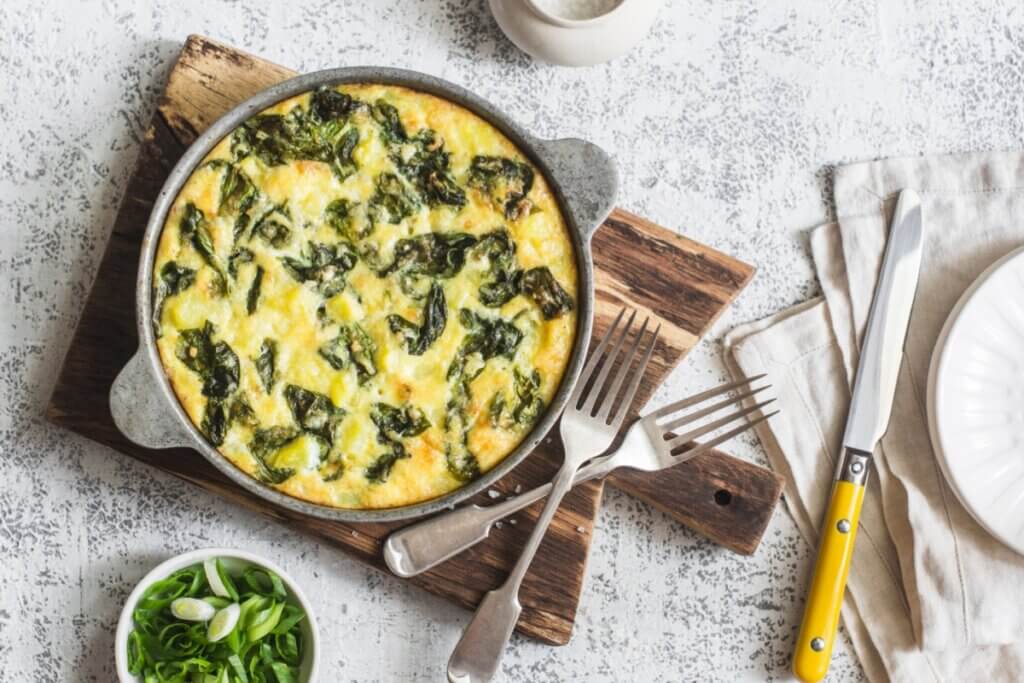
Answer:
[{"left": 726, "top": 151, "right": 1024, "bottom": 682}]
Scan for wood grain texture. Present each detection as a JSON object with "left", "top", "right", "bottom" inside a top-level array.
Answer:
[{"left": 46, "top": 35, "right": 780, "bottom": 645}]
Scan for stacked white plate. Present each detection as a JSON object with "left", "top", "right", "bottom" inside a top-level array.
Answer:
[{"left": 928, "top": 246, "right": 1024, "bottom": 556}]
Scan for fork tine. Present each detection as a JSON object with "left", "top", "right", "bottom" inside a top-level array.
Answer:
[
  {"left": 580, "top": 309, "right": 637, "bottom": 416},
  {"left": 670, "top": 410, "right": 779, "bottom": 462},
  {"left": 663, "top": 399, "right": 776, "bottom": 451},
  {"left": 605, "top": 321, "right": 660, "bottom": 428},
  {"left": 570, "top": 307, "right": 627, "bottom": 405},
  {"left": 595, "top": 315, "right": 650, "bottom": 423},
  {"left": 658, "top": 385, "right": 770, "bottom": 433},
  {"left": 649, "top": 374, "right": 767, "bottom": 420}
]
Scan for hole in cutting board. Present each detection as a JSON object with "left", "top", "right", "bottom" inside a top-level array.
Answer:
[{"left": 714, "top": 489, "right": 733, "bottom": 506}]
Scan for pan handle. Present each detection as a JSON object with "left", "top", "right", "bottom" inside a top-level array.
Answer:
[
  {"left": 110, "top": 348, "right": 194, "bottom": 450},
  {"left": 532, "top": 137, "right": 618, "bottom": 242}
]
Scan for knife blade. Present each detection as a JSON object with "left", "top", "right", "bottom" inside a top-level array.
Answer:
[
  {"left": 792, "top": 188, "right": 924, "bottom": 683},
  {"left": 843, "top": 189, "right": 925, "bottom": 453}
]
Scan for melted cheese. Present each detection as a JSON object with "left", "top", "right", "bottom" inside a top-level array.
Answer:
[{"left": 153, "top": 84, "right": 577, "bottom": 510}]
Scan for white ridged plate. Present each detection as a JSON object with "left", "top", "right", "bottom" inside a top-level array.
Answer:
[{"left": 928, "top": 246, "right": 1024, "bottom": 556}]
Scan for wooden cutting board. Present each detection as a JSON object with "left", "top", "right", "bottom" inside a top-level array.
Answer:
[{"left": 46, "top": 35, "right": 783, "bottom": 646}]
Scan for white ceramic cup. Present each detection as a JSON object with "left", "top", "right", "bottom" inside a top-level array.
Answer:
[
  {"left": 115, "top": 548, "right": 320, "bottom": 682},
  {"left": 489, "top": 0, "right": 662, "bottom": 66}
]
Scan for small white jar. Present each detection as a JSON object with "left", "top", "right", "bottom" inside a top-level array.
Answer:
[{"left": 489, "top": 0, "right": 662, "bottom": 67}]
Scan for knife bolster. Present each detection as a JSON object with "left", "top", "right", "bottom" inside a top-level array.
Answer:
[{"left": 837, "top": 447, "right": 872, "bottom": 486}]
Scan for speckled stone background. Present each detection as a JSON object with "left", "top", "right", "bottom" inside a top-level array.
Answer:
[{"left": 2, "top": 1, "right": 1023, "bottom": 681}]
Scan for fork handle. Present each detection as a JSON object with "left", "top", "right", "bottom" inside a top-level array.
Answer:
[
  {"left": 385, "top": 489, "right": 551, "bottom": 579},
  {"left": 384, "top": 458, "right": 614, "bottom": 578},
  {"left": 448, "top": 465, "right": 578, "bottom": 683}
]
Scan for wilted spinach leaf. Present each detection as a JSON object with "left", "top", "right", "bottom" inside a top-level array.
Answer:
[
  {"left": 467, "top": 155, "right": 535, "bottom": 220},
  {"left": 249, "top": 426, "right": 301, "bottom": 484},
  {"left": 250, "top": 203, "right": 292, "bottom": 248},
  {"left": 153, "top": 261, "right": 196, "bottom": 336},
  {"left": 444, "top": 379, "right": 481, "bottom": 483},
  {"left": 283, "top": 384, "right": 346, "bottom": 444},
  {"left": 395, "top": 130, "right": 465, "bottom": 208},
  {"left": 386, "top": 232, "right": 477, "bottom": 278},
  {"left": 246, "top": 265, "right": 264, "bottom": 315},
  {"left": 281, "top": 241, "right": 358, "bottom": 298},
  {"left": 487, "top": 392, "right": 506, "bottom": 428},
  {"left": 318, "top": 324, "right": 377, "bottom": 384},
  {"left": 231, "top": 89, "right": 361, "bottom": 182},
  {"left": 201, "top": 399, "right": 230, "bottom": 446},
  {"left": 369, "top": 172, "right": 419, "bottom": 225},
  {"left": 200, "top": 159, "right": 260, "bottom": 244},
  {"left": 254, "top": 338, "right": 277, "bottom": 394},
  {"left": 331, "top": 128, "right": 360, "bottom": 182},
  {"left": 175, "top": 321, "right": 240, "bottom": 400},
  {"left": 310, "top": 86, "right": 358, "bottom": 122},
  {"left": 228, "top": 247, "right": 254, "bottom": 278},
  {"left": 365, "top": 402, "right": 430, "bottom": 483},
  {"left": 324, "top": 198, "right": 372, "bottom": 241},
  {"left": 520, "top": 267, "right": 573, "bottom": 319},
  {"left": 387, "top": 282, "right": 447, "bottom": 355},
  {"left": 228, "top": 395, "right": 258, "bottom": 427},
  {"left": 371, "top": 101, "right": 407, "bottom": 144},
  {"left": 158, "top": 261, "right": 197, "bottom": 297},
  {"left": 371, "top": 402, "right": 430, "bottom": 441},
  {"left": 203, "top": 159, "right": 259, "bottom": 225},
  {"left": 382, "top": 231, "right": 477, "bottom": 299},
  {"left": 512, "top": 367, "right": 544, "bottom": 425},
  {"left": 445, "top": 436, "right": 481, "bottom": 483},
  {"left": 178, "top": 202, "right": 227, "bottom": 294},
  {"left": 472, "top": 230, "right": 521, "bottom": 308},
  {"left": 202, "top": 394, "right": 258, "bottom": 446},
  {"left": 447, "top": 308, "right": 523, "bottom": 380},
  {"left": 364, "top": 449, "right": 405, "bottom": 484},
  {"left": 491, "top": 367, "right": 544, "bottom": 428},
  {"left": 231, "top": 115, "right": 289, "bottom": 166},
  {"left": 370, "top": 101, "right": 464, "bottom": 209}
]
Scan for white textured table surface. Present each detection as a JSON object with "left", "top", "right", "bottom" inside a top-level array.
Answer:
[{"left": 3, "top": 1, "right": 1022, "bottom": 680}]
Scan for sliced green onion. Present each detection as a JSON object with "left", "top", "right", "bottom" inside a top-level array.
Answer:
[
  {"left": 136, "top": 576, "right": 188, "bottom": 612},
  {"left": 204, "top": 558, "right": 229, "bottom": 597},
  {"left": 242, "top": 566, "right": 287, "bottom": 599},
  {"left": 228, "top": 653, "right": 249, "bottom": 683},
  {"left": 274, "top": 631, "right": 299, "bottom": 665},
  {"left": 247, "top": 600, "right": 285, "bottom": 642},
  {"left": 271, "top": 603, "right": 306, "bottom": 636},
  {"left": 202, "top": 595, "right": 232, "bottom": 610},
  {"left": 217, "top": 560, "right": 240, "bottom": 601},
  {"left": 202, "top": 667, "right": 230, "bottom": 683},
  {"left": 270, "top": 660, "right": 298, "bottom": 683},
  {"left": 126, "top": 630, "right": 145, "bottom": 674},
  {"left": 207, "top": 602, "right": 241, "bottom": 642},
  {"left": 203, "top": 558, "right": 239, "bottom": 600},
  {"left": 170, "top": 597, "right": 216, "bottom": 622}
]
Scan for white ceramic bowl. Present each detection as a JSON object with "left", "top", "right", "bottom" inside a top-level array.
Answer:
[
  {"left": 489, "top": 0, "right": 661, "bottom": 66},
  {"left": 115, "top": 548, "right": 320, "bottom": 682},
  {"left": 928, "top": 246, "right": 1024, "bottom": 556}
]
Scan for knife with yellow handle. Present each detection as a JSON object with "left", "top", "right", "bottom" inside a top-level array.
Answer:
[{"left": 793, "top": 189, "right": 923, "bottom": 682}]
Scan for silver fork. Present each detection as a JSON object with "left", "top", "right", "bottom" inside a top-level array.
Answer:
[
  {"left": 447, "top": 307, "right": 658, "bottom": 683},
  {"left": 384, "top": 375, "right": 776, "bottom": 578}
]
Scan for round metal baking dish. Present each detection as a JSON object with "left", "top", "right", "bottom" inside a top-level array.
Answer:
[{"left": 109, "top": 67, "right": 617, "bottom": 523}]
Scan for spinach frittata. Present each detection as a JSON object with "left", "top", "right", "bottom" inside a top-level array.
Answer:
[{"left": 152, "top": 84, "right": 577, "bottom": 509}]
